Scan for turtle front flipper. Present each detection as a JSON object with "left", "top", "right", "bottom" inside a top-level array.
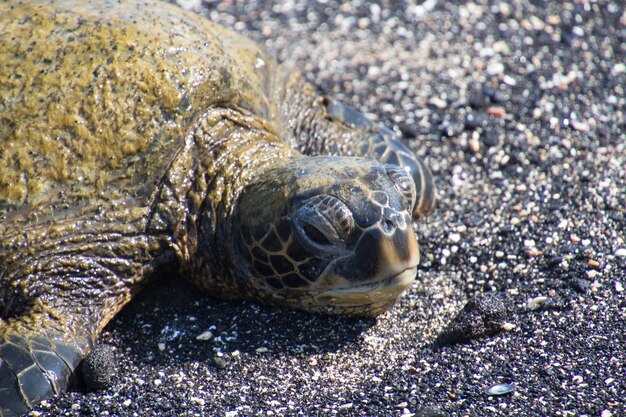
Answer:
[
  {"left": 0, "top": 207, "right": 171, "bottom": 415},
  {"left": 0, "top": 304, "right": 92, "bottom": 417},
  {"left": 273, "top": 70, "right": 436, "bottom": 218}
]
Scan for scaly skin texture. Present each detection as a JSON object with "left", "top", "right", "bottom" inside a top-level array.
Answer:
[{"left": 0, "top": 1, "right": 435, "bottom": 415}]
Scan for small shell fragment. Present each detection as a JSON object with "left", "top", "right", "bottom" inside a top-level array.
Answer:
[
  {"left": 486, "top": 382, "right": 516, "bottom": 396},
  {"left": 527, "top": 296, "right": 548, "bottom": 310},
  {"left": 196, "top": 330, "right": 214, "bottom": 341}
]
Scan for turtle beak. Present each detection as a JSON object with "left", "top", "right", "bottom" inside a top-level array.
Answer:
[{"left": 313, "top": 214, "right": 420, "bottom": 315}]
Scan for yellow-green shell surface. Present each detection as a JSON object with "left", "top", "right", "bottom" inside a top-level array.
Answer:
[{"left": 0, "top": 0, "right": 275, "bottom": 217}]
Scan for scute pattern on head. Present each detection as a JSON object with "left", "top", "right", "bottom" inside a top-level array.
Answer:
[{"left": 232, "top": 157, "right": 421, "bottom": 315}]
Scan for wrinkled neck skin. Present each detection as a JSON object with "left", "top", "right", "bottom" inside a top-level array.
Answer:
[
  {"left": 149, "top": 107, "right": 300, "bottom": 298},
  {"left": 270, "top": 65, "right": 353, "bottom": 157}
]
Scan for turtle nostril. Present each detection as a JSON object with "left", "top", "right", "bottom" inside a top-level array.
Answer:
[
  {"left": 302, "top": 221, "right": 332, "bottom": 246},
  {"left": 382, "top": 218, "right": 394, "bottom": 233}
]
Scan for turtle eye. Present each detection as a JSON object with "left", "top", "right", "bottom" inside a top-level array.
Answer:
[
  {"left": 293, "top": 195, "right": 354, "bottom": 250},
  {"left": 301, "top": 220, "right": 332, "bottom": 246},
  {"left": 385, "top": 165, "right": 417, "bottom": 211}
]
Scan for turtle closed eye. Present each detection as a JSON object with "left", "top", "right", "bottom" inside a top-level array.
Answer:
[
  {"left": 385, "top": 165, "right": 417, "bottom": 210},
  {"left": 301, "top": 221, "right": 332, "bottom": 246},
  {"left": 293, "top": 195, "right": 354, "bottom": 250}
]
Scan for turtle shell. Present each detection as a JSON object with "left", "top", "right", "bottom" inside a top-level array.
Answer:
[{"left": 0, "top": 0, "right": 276, "bottom": 223}]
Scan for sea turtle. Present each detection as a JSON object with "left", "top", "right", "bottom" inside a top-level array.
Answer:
[{"left": 0, "top": 0, "right": 435, "bottom": 415}]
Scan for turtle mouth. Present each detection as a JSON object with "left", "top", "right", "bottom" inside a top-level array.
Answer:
[{"left": 312, "top": 265, "right": 417, "bottom": 309}]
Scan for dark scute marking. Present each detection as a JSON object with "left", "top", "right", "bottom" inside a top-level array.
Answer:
[
  {"left": 287, "top": 238, "right": 309, "bottom": 262},
  {"left": 372, "top": 142, "right": 387, "bottom": 159},
  {"left": 30, "top": 337, "right": 54, "bottom": 351},
  {"left": 347, "top": 195, "right": 381, "bottom": 228},
  {"left": 253, "top": 260, "right": 275, "bottom": 277},
  {"left": 283, "top": 273, "right": 309, "bottom": 288},
  {"left": 0, "top": 360, "right": 30, "bottom": 415},
  {"left": 251, "top": 246, "right": 269, "bottom": 263},
  {"left": 53, "top": 342, "right": 83, "bottom": 369},
  {"left": 267, "top": 277, "right": 284, "bottom": 289},
  {"left": 372, "top": 191, "right": 388, "bottom": 206},
  {"left": 32, "top": 349, "right": 71, "bottom": 391},
  {"left": 241, "top": 245, "right": 253, "bottom": 264},
  {"left": 261, "top": 229, "right": 283, "bottom": 252},
  {"left": 298, "top": 259, "right": 325, "bottom": 282},
  {"left": 0, "top": 342, "right": 33, "bottom": 373},
  {"left": 357, "top": 141, "right": 370, "bottom": 155},
  {"left": 239, "top": 225, "right": 254, "bottom": 246},
  {"left": 275, "top": 219, "right": 291, "bottom": 242},
  {"left": 270, "top": 255, "right": 295, "bottom": 275},
  {"left": 252, "top": 224, "right": 269, "bottom": 241},
  {"left": 0, "top": 363, "right": 30, "bottom": 416},
  {"left": 399, "top": 153, "right": 419, "bottom": 170},
  {"left": 17, "top": 365, "right": 54, "bottom": 405},
  {"left": 382, "top": 150, "right": 399, "bottom": 166}
]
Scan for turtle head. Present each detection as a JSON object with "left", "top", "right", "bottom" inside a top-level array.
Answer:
[{"left": 232, "top": 156, "right": 420, "bottom": 316}]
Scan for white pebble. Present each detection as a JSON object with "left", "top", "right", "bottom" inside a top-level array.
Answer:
[
  {"left": 154, "top": 379, "right": 162, "bottom": 386},
  {"left": 487, "top": 61, "right": 504, "bottom": 75},
  {"left": 586, "top": 270, "right": 600, "bottom": 278},
  {"left": 503, "top": 74, "right": 516, "bottom": 86},
  {"left": 429, "top": 96, "right": 447, "bottom": 109},
  {"left": 196, "top": 330, "right": 213, "bottom": 341},
  {"left": 527, "top": 296, "right": 548, "bottom": 310},
  {"left": 612, "top": 63, "right": 626, "bottom": 75},
  {"left": 615, "top": 282, "right": 624, "bottom": 292},
  {"left": 175, "top": 0, "right": 201, "bottom": 11},
  {"left": 614, "top": 248, "right": 626, "bottom": 257},
  {"left": 449, "top": 233, "right": 461, "bottom": 243},
  {"left": 501, "top": 322, "right": 515, "bottom": 331},
  {"left": 190, "top": 396, "right": 206, "bottom": 406},
  {"left": 157, "top": 342, "right": 166, "bottom": 351}
]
